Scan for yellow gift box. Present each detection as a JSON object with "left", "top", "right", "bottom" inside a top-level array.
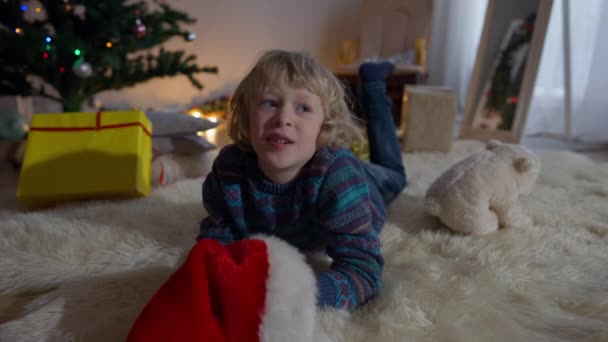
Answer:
[{"left": 17, "top": 110, "right": 152, "bottom": 208}]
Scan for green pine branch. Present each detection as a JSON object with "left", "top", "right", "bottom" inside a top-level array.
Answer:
[{"left": 0, "top": 0, "right": 217, "bottom": 111}]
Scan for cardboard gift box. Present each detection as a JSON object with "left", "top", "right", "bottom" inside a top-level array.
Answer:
[
  {"left": 17, "top": 110, "right": 152, "bottom": 207},
  {"left": 400, "top": 86, "right": 457, "bottom": 153}
]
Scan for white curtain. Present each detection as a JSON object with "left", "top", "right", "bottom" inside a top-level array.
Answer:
[
  {"left": 525, "top": 0, "right": 608, "bottom": 143},
  {"left": 427, "top": 0, "right": 488, "bottom": 112}
]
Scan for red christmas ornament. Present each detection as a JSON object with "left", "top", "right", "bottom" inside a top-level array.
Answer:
[{"left": 506, "top": 96, "right": 519, "bottom": 104}]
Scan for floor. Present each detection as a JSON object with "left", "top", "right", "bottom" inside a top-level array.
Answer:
[{"left": 522, "top": 135, "right": 608, "bottom": 162}]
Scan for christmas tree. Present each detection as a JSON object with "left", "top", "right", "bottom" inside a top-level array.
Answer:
[
  {"left": 0, "top": 0, "right": 217, "bottom": 112},
  {"left": 487, "top": 13, "right": 535, "bottom": 131}
]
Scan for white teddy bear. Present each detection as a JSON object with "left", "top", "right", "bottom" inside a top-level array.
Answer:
[{"left": 425, "top": 140, "right": 541, "bottom": 235}]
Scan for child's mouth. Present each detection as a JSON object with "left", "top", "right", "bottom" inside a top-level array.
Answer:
[{"left": 267, "top": 134, "right": 294, "bottom": 145}]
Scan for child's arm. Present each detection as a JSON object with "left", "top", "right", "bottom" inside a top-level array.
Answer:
[
  {"left": 198, "top": 166, "right": 239, "bottom": 244},
  {"left": 316, "top": 152, "right": 385, "bottom": 311}
]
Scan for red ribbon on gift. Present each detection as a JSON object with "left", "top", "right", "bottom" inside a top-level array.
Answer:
[{"left": 30, "top": 111, "right": 152, "bottom": 137}]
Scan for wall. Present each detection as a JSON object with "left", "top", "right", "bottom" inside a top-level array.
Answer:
[{"left": 97, "top": 0, "right": 363, "bottom": 110}]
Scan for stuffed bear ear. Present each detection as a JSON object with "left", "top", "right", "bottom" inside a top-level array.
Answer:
[
  {"left": 487, "top": 139, "right": 503, "bottom": 150},
  {"left": 514, "top": 157, "right": 533, "bottom": 173}
]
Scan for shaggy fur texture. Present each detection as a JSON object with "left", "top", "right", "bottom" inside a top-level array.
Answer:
[
  {"left": 1, "top": 140, "right": 607, "bottom": 341},
  {"left": 257, "top": 235, "right": 317, "bottom": 342}
]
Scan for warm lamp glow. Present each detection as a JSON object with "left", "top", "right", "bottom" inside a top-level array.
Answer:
[
  {"left": 187, "top": 107, "right": 228, "bottom": 145},
  {"left": 186, "top": 108, "right": 202, "bottom": 117},
  {"left": 198, "top": 128, "right": 217, "bottom": 144}
]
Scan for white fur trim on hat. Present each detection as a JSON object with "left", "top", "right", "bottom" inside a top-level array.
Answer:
[{"left": 253, "top": 235, "right": 317, "bottom": 342}]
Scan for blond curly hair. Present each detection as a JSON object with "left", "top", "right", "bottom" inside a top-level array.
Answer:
[{"left": 227, "top": 49, "right": 364, "bottom": 151}]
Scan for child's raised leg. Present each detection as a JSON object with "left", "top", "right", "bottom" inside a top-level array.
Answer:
[{"left": 359, "top": 62, "right": 407, "bottom": 204}]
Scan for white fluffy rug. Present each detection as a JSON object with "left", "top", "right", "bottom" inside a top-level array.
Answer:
[{"left": 1, "top": 140, "right": 607, "bottom": 341}]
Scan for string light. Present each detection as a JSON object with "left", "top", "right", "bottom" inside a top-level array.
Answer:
[
  {"left": 106, "top": 42, "right": 112, "bottom": 48},
  {"left": 35, "top": 7, "right": 42, "bottom": 13},
  {"left": 42, "top": 52, "right": 49, "bottom": 59},
  {"left": 15, "top": 27, "right": 22, "bottom": 34},
  {"left": 45, "top": 45, "right": 51, "bottom": 51},
  {"left": 45, "top": 36, "right": 52, "bottom": 43},
  {"left": 74, "top": 49, "right": 81, "bottom": 56},
  {"left": 20, "top": 4, "right": 28, "bottom": 12},
  {"left": 189, "top": 110, "right": 202, "bottom": 118},
  {"left": 59, "top": 67, "right": 65, "bottom": 73}
]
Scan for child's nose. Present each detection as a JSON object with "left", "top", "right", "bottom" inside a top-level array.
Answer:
[{"left": 274, "top": 106, "right": 294, "bottom": 126}]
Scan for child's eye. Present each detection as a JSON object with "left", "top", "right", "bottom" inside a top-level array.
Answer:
[
  {"left": 297, "top": 104, "right": 311, "bottom": 113},
  {"left": 261, "top": 99, "right": 278, "bottom": 108}
]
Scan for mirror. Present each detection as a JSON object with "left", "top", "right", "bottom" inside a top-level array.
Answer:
[{"left": 460, "top": 0, "right": 554, "bottom": 143}]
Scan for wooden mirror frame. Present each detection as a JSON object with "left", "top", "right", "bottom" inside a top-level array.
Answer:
[{"left": 460, "top": 0, "right": 554, "bottom": 143}]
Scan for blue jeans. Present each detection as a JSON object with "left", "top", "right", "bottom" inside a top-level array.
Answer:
[{"left": 360, "top": 81, "right": 407, "bottom": 204}]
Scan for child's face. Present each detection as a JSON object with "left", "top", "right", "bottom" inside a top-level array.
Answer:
[{"left": 249, "top": 85, "right": 324, "bottom": 184}]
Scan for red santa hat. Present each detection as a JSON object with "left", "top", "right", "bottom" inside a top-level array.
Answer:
[{"left": 126, "top": 235, "right": 317, "bottom": 342}]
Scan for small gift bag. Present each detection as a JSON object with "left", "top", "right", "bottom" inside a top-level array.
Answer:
[{"left": 400, "top": 86, "right": 457, "bottom": 152}]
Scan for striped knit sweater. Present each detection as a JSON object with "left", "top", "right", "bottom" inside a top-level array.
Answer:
[{"left": 198, "top": 144, "right": 387, "bottom": 311}]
